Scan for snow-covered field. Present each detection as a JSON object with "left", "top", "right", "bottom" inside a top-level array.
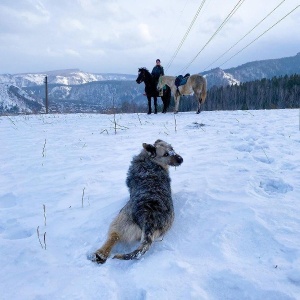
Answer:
[{"left": 0, "top": 109, "right": 299, "bottom": 300}]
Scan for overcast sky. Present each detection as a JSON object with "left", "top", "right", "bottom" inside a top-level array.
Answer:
[{"left": 0, "top": 0, "right": 299, "bottom": 75}]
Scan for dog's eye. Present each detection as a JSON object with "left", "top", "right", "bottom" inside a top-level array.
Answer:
[{"left": 163, "top": 152, "right": 169, "bottom": 157}]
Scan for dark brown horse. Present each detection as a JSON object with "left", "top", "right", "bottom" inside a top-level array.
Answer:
[{"left": 136, "top": 68, "right": 171, "bottom": 114}]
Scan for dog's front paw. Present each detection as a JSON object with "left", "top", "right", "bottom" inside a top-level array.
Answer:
[{"left": 93, "top": 250, "right": 108, "bottom": 264}]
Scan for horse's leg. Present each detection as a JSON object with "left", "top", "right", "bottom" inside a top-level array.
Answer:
[
  {"left": 160, "top": 87, "right": 166, "bottom": 113},
  {"left": 161, "top": 96, "right": 165, "bottom": 113},
  {"left": 147, "top": 96, "right": 152, "bottom": 114},
  {"left": 196, "top": 94, "right": 201, "bottom": 114},
  {"left": 197, "top": 83, "right": 207, "bottom": 114},
  {"left": 197, "top": 103, "right": 201, "bottom": 114},
  {"left": 162, "top": 96, "right": 167, "bottom": 113},
  {"left": 174, "top": 94, "right": 180, "bottom": 114},
  {"left": 154, "top": 96, "right": 158, "bottom": 114},
  {"left": 196, "top": 92, "right": 203, "bottom": 114},
  {"left": 163, "top": 87, "right": 171, "bottom": 113},
  {"left": 167, "top": 93, "right": 171, "bottom": 112}
]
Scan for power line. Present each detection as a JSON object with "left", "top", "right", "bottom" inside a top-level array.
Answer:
[
  {"left": 218, "top": 5, "right": 300, "bottom": 68},
  {"left": 164, "top": 0, "right": 190, "bottom": 50},
  {"left": 180, "top": 0, "right": 246, "bottom": 73},
  {"left": 165, "top": 0, "right": 206, "bottom": 71},
  {"left": 204, "top": 0, "right": 286, "bottom": 71}
]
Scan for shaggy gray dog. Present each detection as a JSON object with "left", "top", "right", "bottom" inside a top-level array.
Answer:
[{"left": 93, "top": 139, "right": 183, "bottom": 264}]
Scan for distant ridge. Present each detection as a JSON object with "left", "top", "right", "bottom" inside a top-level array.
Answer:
[
  {"left": 0, "top": 69, "right": 136, "bottom": 88},
  {"left": 202, "top": 52, "right": 300, "bottom": 88},
  {"left": 1, "top": 52, "right": 299, "bottom": 114}
]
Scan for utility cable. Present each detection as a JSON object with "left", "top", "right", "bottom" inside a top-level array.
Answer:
[
  {"left": 180, "top": 0, "right": 246, "bottom": 73},
  {"left": 165, "top": 0, "right": 206, "bottom": 72},
  {"left": 164, "top": 0, "right": 190, "bottom": 50},
  {"left": 218, "top": 5, "right": 300, "bottom": 68},
  {"left": 204, "top": 0, "right": 286, "bottom": 71}
]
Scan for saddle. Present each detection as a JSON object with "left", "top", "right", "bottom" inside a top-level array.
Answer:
[{"left": 175, "top": 73, "right": 190, "bottom": 88}]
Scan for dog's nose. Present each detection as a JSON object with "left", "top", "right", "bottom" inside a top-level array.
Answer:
[{"left": 176, "top": 155, "right": 183, "bottom": 164}]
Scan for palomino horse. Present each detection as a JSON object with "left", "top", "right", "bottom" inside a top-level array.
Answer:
[
  {"left": 136, "top": 68, "right": 171, "bottom": 114},
  {"left": 157, "top": 74, "right": 207, "bottom": 114}
]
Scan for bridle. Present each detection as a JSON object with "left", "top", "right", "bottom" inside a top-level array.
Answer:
[{"left": 136, "top": 69, "right": 146, "bottom": 84}]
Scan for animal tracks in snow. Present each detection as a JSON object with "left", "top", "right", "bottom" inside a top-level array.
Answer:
[
  {"left": 207, "top": 270, "right": 294, "bottom": 300},
  {"left": 230, "top": 127, "right": 295, "bottom": 197},
  {"left": 0, "top": 219, "right": 33, "bottom": 240},
  {"left": 0, "top": 193, "right": 17, "bottom": 208},
  {"left": 0, "top": 194, "right": 34, "bottom": 240},
  {"left": 259, "top": 178, "right": 293, "bottom": 195},
  {"left": 249, "top": 173, "right": 293, "bottom": 197}
]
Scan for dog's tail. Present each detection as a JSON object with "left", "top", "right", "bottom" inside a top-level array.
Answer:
[
  {"left": 113, "top": 223, "right": 154, "bottom": 260},
  {"left": 113, "top": 236, "right": 152, "bottom": 260}
]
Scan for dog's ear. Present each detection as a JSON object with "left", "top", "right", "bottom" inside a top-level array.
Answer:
[
  {"left": 143, "top": 143, "right": 156, "bottom": 157},
  {"left": 154, "top": 139, "right": 163, "bottom": 145}
]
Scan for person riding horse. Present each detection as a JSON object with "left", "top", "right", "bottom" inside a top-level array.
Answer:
[
  {"left": 136, "top": 67, "right": 171, "bottom": 114},
  {"left": 151, "top": 59, "right": 164, "bottom": 87}
]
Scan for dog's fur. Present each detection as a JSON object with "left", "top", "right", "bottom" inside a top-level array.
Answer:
[{"left": 93, "top": 139, "right": 183, "bottom": 263}]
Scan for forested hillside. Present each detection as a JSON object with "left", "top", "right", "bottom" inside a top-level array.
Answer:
[{"left": 206, "top": 74, "right": 299, "bottom": 111}]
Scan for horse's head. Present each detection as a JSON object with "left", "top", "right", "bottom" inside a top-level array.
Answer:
[{"left": 136, "top": 68, "right": 150, "bottom": 84}]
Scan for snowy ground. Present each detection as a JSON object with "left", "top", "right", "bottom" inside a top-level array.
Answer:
[{"left": 0, "top": 109, "right": 300, "bottom": 300}]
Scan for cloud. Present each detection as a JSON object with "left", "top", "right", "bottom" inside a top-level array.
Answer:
[
  {"left": 138, "top": 23, "right": 153, "bottom": 42},
  {"left": 0, "top": 0, "right": 299, "bottom": 74},
  {"left": 60, "top": 18, "right": 85, "bottom": 32},
  {"left": 65, "top": 49, "right": 80, "bottom": 57}
]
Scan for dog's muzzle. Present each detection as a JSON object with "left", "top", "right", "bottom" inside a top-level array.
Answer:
[{"left": 170, "top": 154, "right": 183, "bottom": 166}]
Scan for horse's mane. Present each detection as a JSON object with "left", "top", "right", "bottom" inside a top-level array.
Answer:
[{"left": 139, "top": 67, "right": 150, "bottom": 74}]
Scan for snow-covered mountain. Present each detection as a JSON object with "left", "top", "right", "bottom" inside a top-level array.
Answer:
[
  {"left": 203, "top": 52, "right": 300, "bottom": 88},
  {"left": 1, "top": 52, "right": 299, "bottom": 114},
  {"left": 0, "top": 69, "right": 138, "bottom": 114},
  {"left": 225, "top": 52, "right": 300, "bottom": 82},
  {"left": 1, "top": 53, "right": 299, "bottom": 90},
  {"left": 0, "top": 69, "right": 136, "bottom": 88},
  {"left": 0, "top": 83, "right": 44, "bottom": 114},
  {"left": 23, "top": 81, "right": 146, "bottom": 114},
  {"left": 203, "top": 68, "right": 240, "bottom": 88}
]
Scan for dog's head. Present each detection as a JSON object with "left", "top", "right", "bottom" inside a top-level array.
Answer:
[{"left": 143, "top": 139, "right": 183, "bottom": 169}]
